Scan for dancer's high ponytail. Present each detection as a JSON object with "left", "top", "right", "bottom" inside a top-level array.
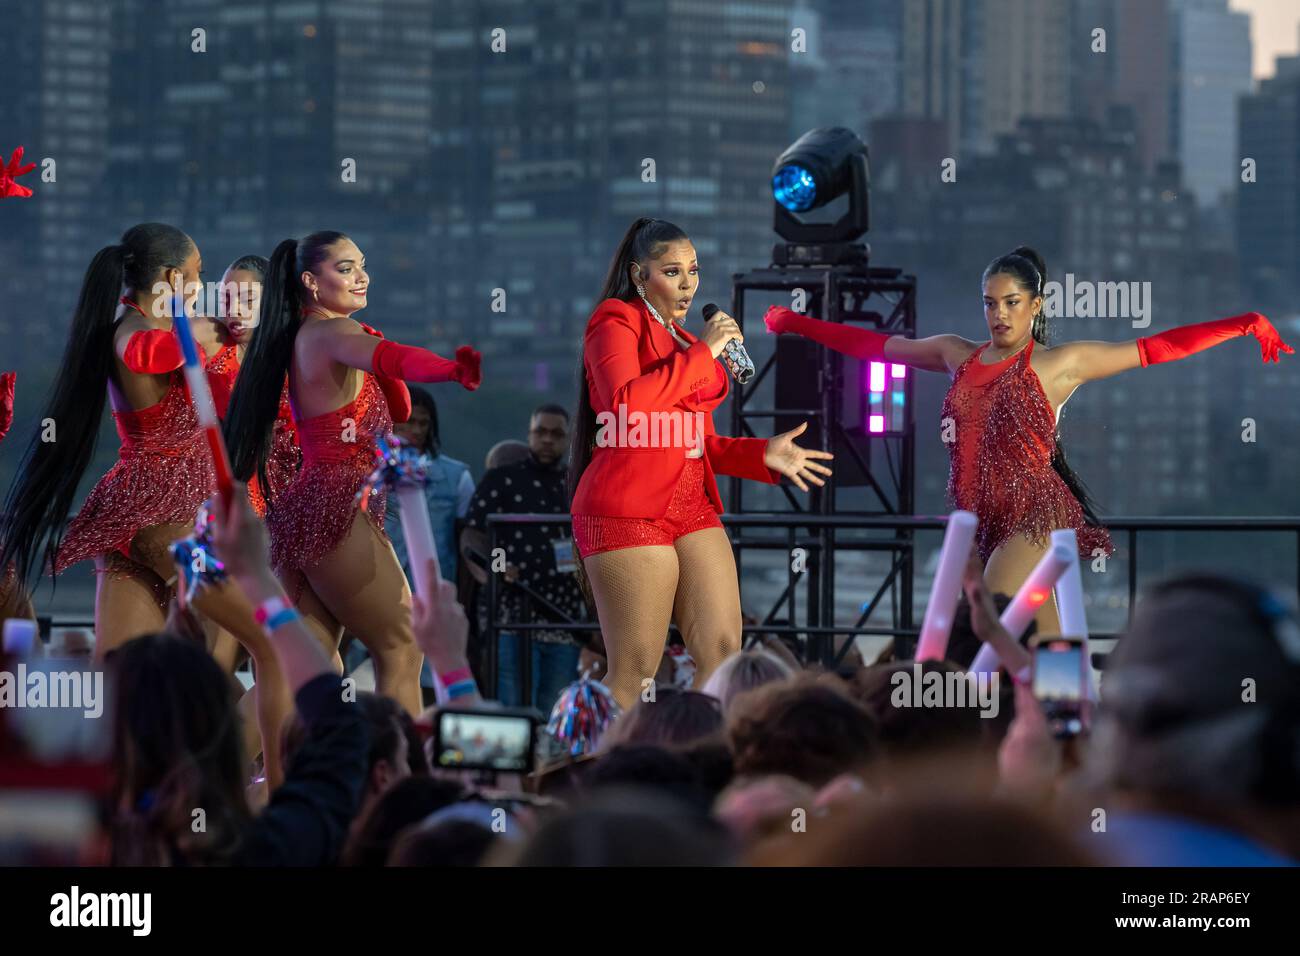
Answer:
[
  {"left": 225, "top": 231, "right": 349, "bottom": 502},
  {"left": 0, "top": 223, "right": 194, "bottom": 584},
  {"left": 984, "top": 245, "right": 1104, "bottom": 527}
]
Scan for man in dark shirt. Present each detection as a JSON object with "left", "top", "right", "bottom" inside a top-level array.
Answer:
[{"left": 462, "top": 404, "right": 589, "bottom": 712}]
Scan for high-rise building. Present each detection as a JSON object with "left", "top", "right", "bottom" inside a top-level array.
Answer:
[
  {"left": 901, "top": 0, "right": 1070, "bottom": 158},
  {"left": 1169, "top": 0, "right": 1252, "bottom": 208},
  {"left": 900, "top": 0, "right": 966, "bottom": 153},
  {"left": 788, "top": 1, "right": 901, "bottom": 143},
  {"left": 1238, "top": 54, "right": 1300, "bottom": 310},
  {"left": 0, "top": 0, "right": 113, "bottom": 365},
  {"left": 975, "top": 0, "right": 1071, "bottom": 152},
  {"left": 1070, "top": 0, "right": 1171, "bottom": 172},
  {"left": 104, "top": 0, "right": 440, "bottom": 340}
]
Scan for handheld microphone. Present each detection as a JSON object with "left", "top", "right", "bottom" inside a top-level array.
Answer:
[{"left": 701, "top": 303, "right": 756, "bottom": 384}]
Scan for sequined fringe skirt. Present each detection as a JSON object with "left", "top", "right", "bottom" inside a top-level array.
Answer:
[
  {"left": 955, "top": 477, "right": 1114, "bottom": 564},
  {"left": 53, "top": 448, "right": 217, "bottom": 574},
  {"left": 267, "top": 457, "right": 388, "bottom": 575}
]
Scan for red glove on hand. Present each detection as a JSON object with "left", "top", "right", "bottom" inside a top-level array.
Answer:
[
  {"left": 0, "top": 372, "right": 15, "bottom": 442},
  {"left": 1137, "top": 312, "right": 1295, "bottom": 366},
  {"left": 372, "top": 339, "right": 482, "bottom": 392},
  {"left": 764, "top": 305, "right": 891, "bottom": 361},
  {"left": 0, "top": 147, "right": 37, "bottom": 198},
  {"left": 122, "top": 329, "right": 184, "bottom": 374},
  {"left": 356, "top": 322, "right": 412, "bottom": 422}
]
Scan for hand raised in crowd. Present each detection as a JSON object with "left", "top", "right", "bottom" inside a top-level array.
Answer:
[
  {"left": 997, "top": 680, "right": 1061, "bottom": 802},
  {"left": 961, "top": 546, "right": 1032, "bottom": 677}
]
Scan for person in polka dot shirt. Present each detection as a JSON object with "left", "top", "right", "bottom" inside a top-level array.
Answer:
[{"left": 463, "top": 404, "right": 589, "bottom": 712}]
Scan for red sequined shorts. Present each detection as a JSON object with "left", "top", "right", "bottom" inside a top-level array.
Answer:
[{"left": 571, "top": 457, "right": 722, "bottom": 558}]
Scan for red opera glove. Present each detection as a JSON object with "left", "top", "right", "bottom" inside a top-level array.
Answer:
[
  {"left": 122, "top": 329, "right": 184, "bottom": 374},
  {"left": 0, "top": 147, "right": 37, "bottom": 199},
  {"left": 1137, "top": 312, "right": 1295, "bottom": 366},
  {"left": 356, "top": 322, "right": 412, "bottom": 422},
  {"left": 764, "top": 305, "right": 891, "bottom": 360},
  {"left": 372, "top": 339, "right": 482, "bottom": 392},
  {"left": 0, "top": 371, "right": 14, "bottom": 442}
]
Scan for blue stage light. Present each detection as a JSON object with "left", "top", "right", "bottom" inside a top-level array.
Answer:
[{"left": 772, "top": 164, "right": 817, "bottom": 212}]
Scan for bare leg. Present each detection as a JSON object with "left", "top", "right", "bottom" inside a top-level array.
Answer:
[
  {"left": 581, "top": 544, "right": 678, "bottom": 711},
  {"left": 91, "top": 553, "right": 168, "bottom": 659},
  {"left": 130, "top": 523, "right": 292, "bottom": 789},
  {"left": 670, "top": 528, "right": 743, "bottom": 689},
  {"left": 983, "top": 533, "right": 1062, "bottom": 637},
  {"left": 303, "top": 512, "right": 423, "bottom": 715},
  {"left": 282, "top": 573, "right": 344, "bottom": 663}
]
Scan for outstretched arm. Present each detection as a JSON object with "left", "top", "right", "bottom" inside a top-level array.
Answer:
[
  {"left": 1052, "top": 311, "right": 1294, "bottom": 387},
  {"left": 318, "top": 317, "right": 481, "bottom": 393},
  {"left": 764, "top": 306, "right": 976, "bottom": 373}
]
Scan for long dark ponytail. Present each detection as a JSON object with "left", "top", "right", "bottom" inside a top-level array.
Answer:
[
  {"left": 224, "top": 231, "right": 346, "bottom": 498},
  {"left": 566, "top": 217, "right": 689, "bottom": 509},
  {"left": 983, "top": 246, "right": 1104, "bottom": 526},
  {"left": 0, "top": 223, "right": 194, "bottom": 585}
]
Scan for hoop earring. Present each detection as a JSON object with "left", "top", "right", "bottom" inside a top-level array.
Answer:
[{"left": 312, "top": 287, "right": 320, "bottom": 302}]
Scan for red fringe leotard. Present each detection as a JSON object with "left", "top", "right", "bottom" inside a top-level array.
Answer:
[
  {"left": 53, "top": 340, "right": 214, "bottom": 574},
  {"left": 206, "top": 343, "right": 302, "bottom": 516},
  {"left": 267, "top": 372, "right": 392, "bottom": 578},
  {"left": 940, "top": 338, "right": 1112, "bottom": 563}
]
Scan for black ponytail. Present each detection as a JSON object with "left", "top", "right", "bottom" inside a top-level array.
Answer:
[
  {"left": 224, "top": 231, "right": 348, "bottom": 501},
  {"left": 567, "top": 217, "right": 689, "bottom": 508},
  {"left": 0, "top": 223, "right": 194, "bottom": 584},
  {"left": 983, "top": 245, "right": 1104, "bottom": 526}
]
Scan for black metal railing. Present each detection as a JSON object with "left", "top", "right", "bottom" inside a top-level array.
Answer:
[{"left": 37, "top": 514, "right": 1300, "bottom": 703}]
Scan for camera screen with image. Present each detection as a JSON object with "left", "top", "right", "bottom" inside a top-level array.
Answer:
[
  {"left": 433, "top": 708, "right": 537, "bottom": 774},
  {"left": 1030, "top": 635, "right": 1086, "bottom": 738}
]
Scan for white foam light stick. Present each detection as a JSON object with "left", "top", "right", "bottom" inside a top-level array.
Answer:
[
  {"left": 1050, "top": 529, "right": 1098, "bottom": 701},
  {"left": 395, "top": 482, "right": 440, "bottom": 599},
  {"left": 969, "top": 542, "right": 1073, "bottom": 676},
  {"left": 915, "top": 510, "right": 978, "bottom": 661}
]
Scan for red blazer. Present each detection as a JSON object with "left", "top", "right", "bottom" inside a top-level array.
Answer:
[{"left": 570, "top": 297, "right": 780, "bottom": 518}]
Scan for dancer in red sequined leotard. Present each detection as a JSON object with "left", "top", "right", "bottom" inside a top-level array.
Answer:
[
  {"left": 224, "top": 231, "right": 481, "bottom": 716},
  {"left": 0, "top": 224, "right": 295, "bottom": 788},
  {"left": 941, "top": 336, "right": 1112, "bottom": 564},
  {"left": 205, "top": 254, "right": 301, "bottom": 517},
  {"left": 765, "top": 246, "right": 1292, "bottom": 634}
]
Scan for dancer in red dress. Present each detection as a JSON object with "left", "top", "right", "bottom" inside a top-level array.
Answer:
[
  {"left": 568, "top": 218, "right": 833, "bottom": 710},
  {"left": 0, "top": 223, "right": 294, "bottom": 787},
  {"left": 223, "top": 231, "right": 481, "bottom": 716},
  {"left": 765, "top": 246, "right": 1293, "bottom": 634},
  {"left": 204, "top": 254, "right": 301, "bottom": 516}
]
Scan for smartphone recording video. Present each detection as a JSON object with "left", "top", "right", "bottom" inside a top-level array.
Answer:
[
  {"left": 433, "top": 708, "right": 537, "bottom": 774},
  {"left": 1030, "top": 635, "right": 1086, "bottom": 738}
]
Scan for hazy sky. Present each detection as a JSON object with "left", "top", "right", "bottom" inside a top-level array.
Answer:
[{"left": 1230, "top": 0, "right": 1300, "bottom": 79}]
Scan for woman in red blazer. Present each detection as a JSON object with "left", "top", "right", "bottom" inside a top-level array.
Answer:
[{"left": 568, "top": 218, "right": 832, "bottom": 709}]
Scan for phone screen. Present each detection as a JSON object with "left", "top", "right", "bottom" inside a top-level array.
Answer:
[
  {"left": 435, "top": 710, "right": 536, "bottom": 773},
  {"left": 1032, "top": 640, "right": 1084, "bottom": 703}
]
